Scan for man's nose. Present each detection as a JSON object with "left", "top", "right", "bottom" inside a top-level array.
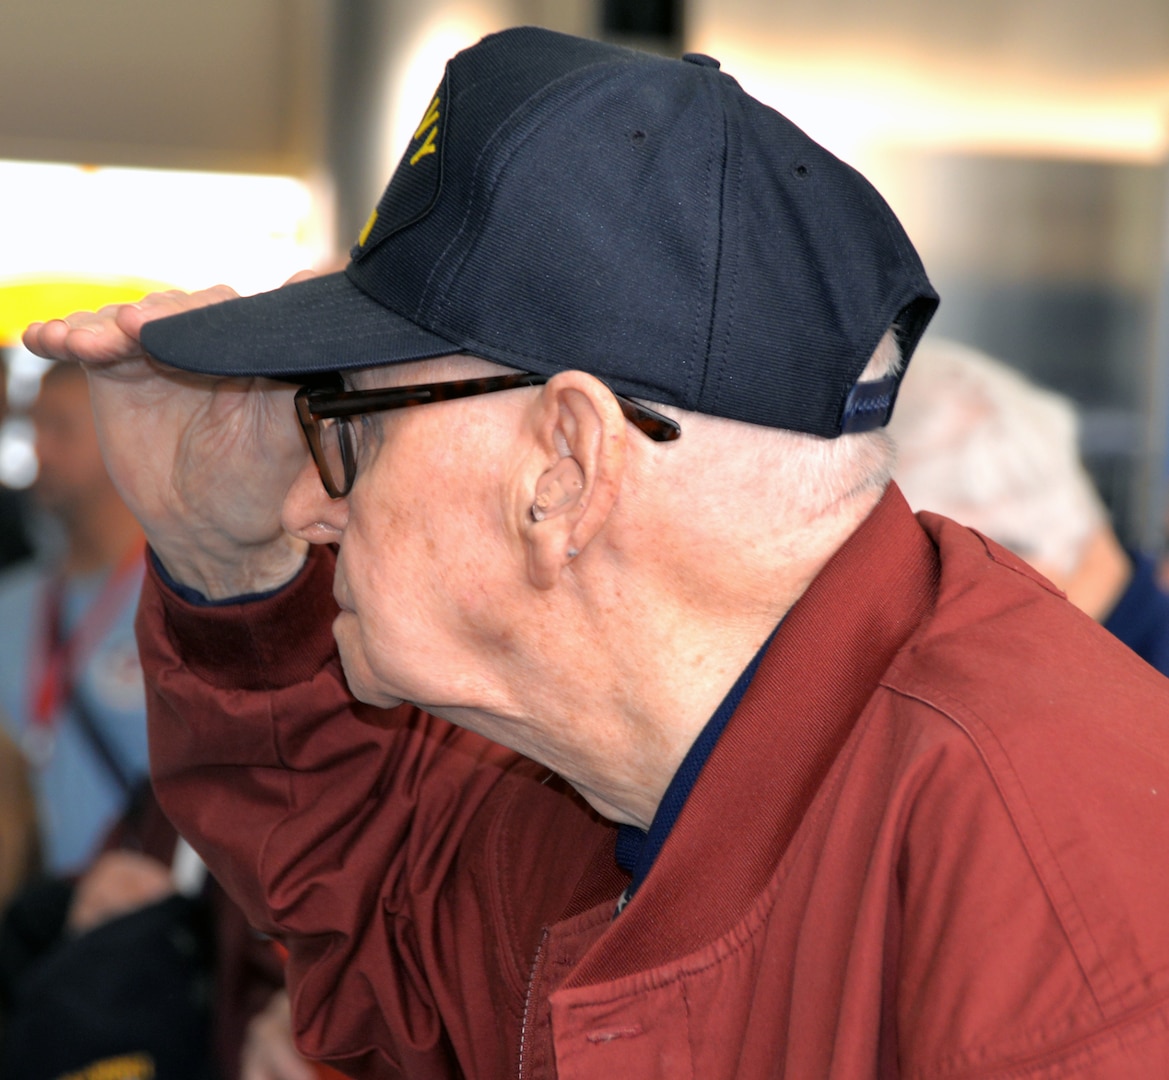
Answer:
[{"left": 282, "top": 455, "right": 349, "bottom": 543}]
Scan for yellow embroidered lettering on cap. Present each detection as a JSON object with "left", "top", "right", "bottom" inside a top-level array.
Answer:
[
  {"left": 357, "top": 208, "right": 378, "bottom": 248},
  {"left": 410, "top": 96, "right": 441, "bottom": 166}
]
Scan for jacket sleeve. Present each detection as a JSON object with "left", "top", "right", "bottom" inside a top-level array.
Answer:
[{"left": 134, "top": 544, "right": 534, "bottom": 1077}]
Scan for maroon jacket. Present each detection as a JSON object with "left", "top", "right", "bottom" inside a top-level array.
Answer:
[{"left": 137, "top": 486, "right": 1169, "bottom": 1078}]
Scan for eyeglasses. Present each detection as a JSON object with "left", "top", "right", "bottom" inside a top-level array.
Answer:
[{"left": 294, "top": 371, "right": 681, "bottom": 499}]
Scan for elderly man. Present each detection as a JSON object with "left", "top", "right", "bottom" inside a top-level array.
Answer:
[{"left": 23, "top": 26, "right": 1169, "bottom": 1080}]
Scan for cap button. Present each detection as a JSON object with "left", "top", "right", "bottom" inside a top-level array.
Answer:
[{"left": 682, "top": 53, "right": 721, "bottom": 69}]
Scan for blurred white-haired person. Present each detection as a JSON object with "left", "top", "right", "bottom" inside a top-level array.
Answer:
[{"left": 890, "top": 337, "right": 1169, "bottom": 675}]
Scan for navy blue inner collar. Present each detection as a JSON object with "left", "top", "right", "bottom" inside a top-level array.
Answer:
[{"left": 614, "top": 625, "right": 777, "bottom": 905}]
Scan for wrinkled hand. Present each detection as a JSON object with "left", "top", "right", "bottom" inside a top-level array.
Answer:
[
  {"left": 23, "top": 283, "right": 310, "bottom": 598},
  {"left": 241, "top": 989, "right": 317, "bottom": 1080},
  {"left": 67, "top": 849, "right": 175, "bottom": 934}
]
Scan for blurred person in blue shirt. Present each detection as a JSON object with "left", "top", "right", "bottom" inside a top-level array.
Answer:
[{"left": 0, "top": 360, "right": 148, "bottom": 874}]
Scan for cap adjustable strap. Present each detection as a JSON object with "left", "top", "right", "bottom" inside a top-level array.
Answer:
[{"left": 840, "top": 375, "right": 899, "bottom": 434}]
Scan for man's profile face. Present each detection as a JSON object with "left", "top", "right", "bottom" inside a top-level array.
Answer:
[{"left": 316, "top": 356, "right": 533, "bottom": 726}]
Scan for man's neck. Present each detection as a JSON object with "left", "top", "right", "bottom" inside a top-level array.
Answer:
[{"left": 542, "top": 488, "right": 883, "bottom": 830}]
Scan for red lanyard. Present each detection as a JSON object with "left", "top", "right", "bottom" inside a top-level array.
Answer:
[{"left": 27, "top": 541, "right": 145, "bottom": 753}]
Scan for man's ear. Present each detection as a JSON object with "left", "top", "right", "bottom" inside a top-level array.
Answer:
[{"left": 523, "top": 371, "right": 627, "bottom": 590}]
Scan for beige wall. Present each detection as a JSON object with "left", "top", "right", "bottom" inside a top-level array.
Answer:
[{"left": 0, "top": 0, "right": 331, "bottom": 173}]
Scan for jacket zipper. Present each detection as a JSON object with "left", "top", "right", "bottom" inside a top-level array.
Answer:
[{"left": 518, "top": 927, "right": 550, "bottom": 1080}]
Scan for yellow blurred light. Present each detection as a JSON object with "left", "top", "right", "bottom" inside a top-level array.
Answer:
[{"left": 0, "top": 275, "right": 175, "bottom": 347}]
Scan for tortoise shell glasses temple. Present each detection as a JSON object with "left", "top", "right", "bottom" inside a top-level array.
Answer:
[{"left": 297, "top": 372, "right": 682, "bottom": 443}]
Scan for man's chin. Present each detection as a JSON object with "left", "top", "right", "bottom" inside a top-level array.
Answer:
[
  {"left": 340, "top": 659, "right": 406, "bottom": 711},
  {"left": 333, "top": 623, "right": 406, "bottom": 710}
]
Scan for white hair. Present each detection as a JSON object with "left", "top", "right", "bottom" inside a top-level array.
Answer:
[
  {"left": 738, "top": 328, "right": 903, "bottom": 510},
  {"left": 770, "top": 326, "right": 904, "bottom": 512},
  {"left": 887, "top": 338, "right": 1107, "bottom": 576},
  {"left": 647, "top": 328, "right": 906, "bottom": 528}
]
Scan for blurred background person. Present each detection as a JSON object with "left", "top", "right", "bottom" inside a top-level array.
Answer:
[
  {"left": 0, "top": 778, "right": 298, "bottom": 1080},
  {"left": 889, "top": 337, "right": 1169, "bottom": 676},
  {"left": 0, "top": 360, "right": 147, "bottom": 875}
]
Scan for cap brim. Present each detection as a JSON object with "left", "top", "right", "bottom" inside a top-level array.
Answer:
[{"left": 138, "top": 270, "right": 462, "bottom": 380}]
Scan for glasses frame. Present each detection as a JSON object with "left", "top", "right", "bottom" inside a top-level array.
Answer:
[{"left": 295, "top": 371, "right": 680, "bottom": 499}]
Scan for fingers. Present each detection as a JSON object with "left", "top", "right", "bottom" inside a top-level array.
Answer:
[
  {"left": 23, "top": 304, "right": 138, "bottom": 365},
  {"left": 282, "top": 267, "right": 320, "bottom": 287},
  {"left": 22, "top": 284, "right": 242, "bottom": 368},
  {"left": 116, "top": 283, "right": 242, "bottom": 337}
]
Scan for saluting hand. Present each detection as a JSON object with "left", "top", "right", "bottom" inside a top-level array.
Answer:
[{"left": 23, "top": 282, "right": 311, "bottom": 599}]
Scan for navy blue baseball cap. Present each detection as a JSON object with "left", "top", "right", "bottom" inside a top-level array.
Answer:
[{"left": 140, "top": 25, "right": 938, "bottom": 438}]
